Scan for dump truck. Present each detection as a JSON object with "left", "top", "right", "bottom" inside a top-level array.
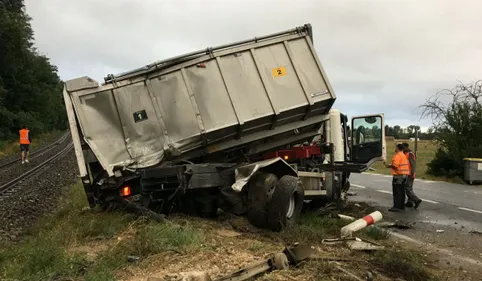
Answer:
[{"left": 63, "top": 23, "right": 386, "bottom": 231}]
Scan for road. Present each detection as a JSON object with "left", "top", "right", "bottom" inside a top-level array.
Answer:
[{"left": 349, "top": 173, "right": 482, "bottom": 277}]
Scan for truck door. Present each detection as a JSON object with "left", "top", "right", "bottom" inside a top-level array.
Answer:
[{"left": 350, "top": 114, "right": 386, "bottom": 164}]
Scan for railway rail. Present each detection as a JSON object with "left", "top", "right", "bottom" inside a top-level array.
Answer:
[
  {"left": 0, "top": 131, "right": 70, "bottom": 170},
  {"left": 0, "top": 142, "right": 74, "bottom": 195}
]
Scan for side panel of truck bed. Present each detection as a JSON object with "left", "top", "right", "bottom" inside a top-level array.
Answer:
[{"left": 65, "top": 24, "right": 336, "bottom": 175}]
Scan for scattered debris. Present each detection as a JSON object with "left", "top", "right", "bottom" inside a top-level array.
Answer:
[
  {"left": 379, "top": 220, "right": 413, "bottom": 229},
  {"left": 322, "top": 237, "right": 384, "bottom": 251},
  {"left": 338, "top": 214, "right": 356, "bottom": 221},
  {"left": 213, "top": 244, "right": 314, "bottom": 281},
  {"left": 346, "top": 239, "right": 385, "bottom": 251},
  {"left": 436, "top": 230, "right": 444, "bottom": 233},
  {"left": 347, "top": 191, "right": 357, "bottom": 196},
  {"left": 469, "top": 230, "right": 482, "bottom": 235},
  {"left": 127, "top": 255, "right": 140, "bottom": 263}
]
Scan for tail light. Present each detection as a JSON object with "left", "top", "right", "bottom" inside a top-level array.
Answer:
[
  {"left": 283, "top": 155, "right": 289, "bottom": 160},
  {"left": 121, "top": 186, "right": 132, "bottom": 197}
]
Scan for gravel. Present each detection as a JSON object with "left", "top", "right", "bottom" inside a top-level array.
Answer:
[
  {"left": 0, "top": 149, "right": 79, "bottom": 242},
  {"left": 0, "top": 134, "right": 71, "bottom": 187},
  {"left": 0, "top": 131, "right": 66, "bottom": 166}
]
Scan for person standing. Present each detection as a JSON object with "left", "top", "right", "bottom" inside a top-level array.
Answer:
[
  {"left": 384, "top": 143, "right": 410, "bottom": 212},
  {"left": 402, "top": 143, "right": 422, "bottom": 209},
  {"left": 19, "top": 125, "right": 31, "bottom": 164}
]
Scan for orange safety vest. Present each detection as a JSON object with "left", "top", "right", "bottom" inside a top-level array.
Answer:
[
  {"left": 404, "top": 151, "right": 416, "bottom": 178},
  {"left": 19, "top": 129, "right": 30, "bottom": 145},
  {"left": 391, "top": 151, "right": 410, "bottom": 176}
]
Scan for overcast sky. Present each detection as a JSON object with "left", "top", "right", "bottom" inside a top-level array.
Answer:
[{"left": 25, "top": 0, "right": 482, "bottom": 131}]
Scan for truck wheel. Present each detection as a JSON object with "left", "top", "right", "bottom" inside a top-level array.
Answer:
[
  {"left": 246, "top": 172, "right": 278, "bottom": 228},
  {"left": 267, "top": 175, "right": 304, "bottom": 232}
]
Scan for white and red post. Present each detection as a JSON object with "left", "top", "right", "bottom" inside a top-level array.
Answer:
[{"left": 340, "top": 211, "right": 383, "bottom": 237}]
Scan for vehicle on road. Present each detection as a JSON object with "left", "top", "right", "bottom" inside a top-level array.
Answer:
[{"left": 63, "top": 23, "right": 386, "bottom": 231}]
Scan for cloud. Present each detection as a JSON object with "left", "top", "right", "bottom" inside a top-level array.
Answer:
[{"left": 25, "top": 0, "right": 482, "bottom": 128}]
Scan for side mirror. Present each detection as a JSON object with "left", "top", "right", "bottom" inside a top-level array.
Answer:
[{"left": 350, "top": 114, "right": 386, "bottom": 164}]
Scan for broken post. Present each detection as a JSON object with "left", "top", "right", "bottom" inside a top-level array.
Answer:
[{"left": 340, "top": 211, "right": 383, "bottom": 237}]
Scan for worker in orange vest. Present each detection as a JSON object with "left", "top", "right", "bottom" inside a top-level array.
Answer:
[
  {"left": 402, "top": 143, "right": 422, "bottom": 209},
  {"left": 19, "top": 125, "right": 32, "bottom": 164},
  {"left": 384, "top": 143, "right": 410, "bottom": 212}
]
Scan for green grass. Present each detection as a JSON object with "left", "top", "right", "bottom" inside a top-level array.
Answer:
[
  {"left": 369, "top": 139, "right": 463, "bottom": 182},
  {"left": 0, "top": 182, "right": 203, "bottom": 281},
  {"left": 372, "top": 248, "right": 439, "bottom": 281},
  {"left": 0, "top": 130, "right": 64, "bottom": 158}
]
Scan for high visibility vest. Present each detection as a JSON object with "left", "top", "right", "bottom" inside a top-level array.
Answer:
[
  {"left": 19, "top": 129, "right": 30, "bottom": 145},
  {"left": 404, "top": 151, "right": 416, "bottom": 178},
  {"left": 391, "top": 152, "right": 410, "bottom": 176}
]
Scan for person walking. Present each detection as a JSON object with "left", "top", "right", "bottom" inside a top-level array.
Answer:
[
  {"left": 384, "top": 143, "right": 410, "bottom": 212},
  {"left": 402, "top": 142, "right": 422, "bottom": 209},
  {"left": 19, "top": 125, "right": 31, "bottom": 164}
]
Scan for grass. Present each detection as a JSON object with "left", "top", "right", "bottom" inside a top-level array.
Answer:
[
  {"left": 369, "top": 139, "right": 462, "bottom": 182},
  {"left": 0, "top": 130, "right": 64, "bottom": 158},
  {"left": 372, "top": 248, "right": 439, "bottom": 281},
  {"left": 0, "top": 182, "right": 203, "bottom": 281}
]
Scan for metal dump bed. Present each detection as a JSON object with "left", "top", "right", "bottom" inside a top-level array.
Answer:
[{"left": 64, "top": 23, "right": 336, "bottom": 176}]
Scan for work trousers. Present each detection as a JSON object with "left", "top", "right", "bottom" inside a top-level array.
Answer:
[
  {"left": 392, "top": 175, "right": 407, "bottom": 209},
  {"left": 405, "top": 177, "right": 421, "bottom": 203}
]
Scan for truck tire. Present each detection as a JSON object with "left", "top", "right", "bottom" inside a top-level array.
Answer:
[
  {"left": 267, "top": 175, "right": 304, "bottom": 232},
  {"left": 246, "top": 172, "right": 278, "bottom": 228}
]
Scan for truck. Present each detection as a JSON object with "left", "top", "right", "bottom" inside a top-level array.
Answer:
[{"left": 63, "top": 23, "right": 386, "bottom": 231}]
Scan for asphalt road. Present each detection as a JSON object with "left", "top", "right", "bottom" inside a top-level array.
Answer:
[{"left": 349, "top": 173, "right": 482, "bottom": 276}]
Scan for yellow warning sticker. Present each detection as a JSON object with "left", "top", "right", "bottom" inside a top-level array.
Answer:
[{"left": 272, "top": 66, "right": 287, "bottom": 77}]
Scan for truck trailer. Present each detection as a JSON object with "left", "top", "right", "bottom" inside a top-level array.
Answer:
[{"left": 63, "top": 23, "right": 386, "bottom": 231}]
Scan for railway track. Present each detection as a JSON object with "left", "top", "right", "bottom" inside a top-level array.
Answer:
[
  {"left": 0, "top": 142, "right": 74, "bottom": 195},
  {"left": 0, "top": 131, "right": 70, "bottom": 170}
]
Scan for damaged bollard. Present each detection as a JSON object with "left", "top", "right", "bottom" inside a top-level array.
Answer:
[{"left": 340, "top": 211, "right": 383, "bottom": 237}]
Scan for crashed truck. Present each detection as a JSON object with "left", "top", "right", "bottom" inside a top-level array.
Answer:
[{"left": 63, "top": 23, "right": 386, "bottom": 231}]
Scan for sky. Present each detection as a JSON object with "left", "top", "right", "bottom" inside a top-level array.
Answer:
[{"left": 25, "top": 0, "right": 482, "bottom": 132}]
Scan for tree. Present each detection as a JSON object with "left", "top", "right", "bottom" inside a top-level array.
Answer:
[
  {"left": 420, "top": 80, "right": 482, "bottom": 178},
  {"left": 0, "top": 0, "right": 66, "bottom": 141}
]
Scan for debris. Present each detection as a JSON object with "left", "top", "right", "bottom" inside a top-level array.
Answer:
[
  {"left": 346, "top": 240, "right": 385, "bottom": 251},
  {"left": 214, "top": 245, "right": 314, "bottom": 281},
  {"left": 340, "top": 211, "right": 383, "bottom": 237},
  {"left": 436, "top": 230, "right": 444, "bottom": 233},
  {"left": 338, "top": 214, "right": 356, "bottom": 221},
  {"left": 469, "top": 230, "right": 482, "bottom": 235},
  {"left": 216, "top": 229, "right": 242, "bottom": 237},
  {"left": 347, "top": 191, "right": 357, "bottom": 196},
  {"left": 379, "top": 220, "right": 413, "bottom": 229},
  {"left": 127, "top": 255, "right": 140, "bottom": 263}
]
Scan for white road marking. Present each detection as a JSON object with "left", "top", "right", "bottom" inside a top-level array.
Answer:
[
  {"left": 377, "top": 189, "right": 392, "bottom": 194},
  {"left": 351, "top": 184, "right": 366, "bottom": 189},
  {"left": 375, "top": 189, "right": 439, "bottom": 204},
  {"left": 458, "top": 207, "right": 482, "bottom": 214},
  {"left": 423, "top": 180, "right": 436, "bottom": 183},
  {"left": 382, "top": 175, "right": 392, "bottom": 178},
  {"left": 422, "top": 199, "right": 439, "bottom": 204}
]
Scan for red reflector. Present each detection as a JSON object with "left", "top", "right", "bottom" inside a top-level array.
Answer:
[
  {"left": 121, "top": 186, "right": 131, "bottom": 197},
  {"left": 197, "top": 63, "right": 206, "bottom": 68}
]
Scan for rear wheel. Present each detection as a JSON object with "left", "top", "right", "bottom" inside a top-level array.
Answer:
[
  {"left": 267, "top": 175, "right": 304, "bottom": 232},
  {"left": 246, "top": 172, "right": 278, "bottom": 228}
]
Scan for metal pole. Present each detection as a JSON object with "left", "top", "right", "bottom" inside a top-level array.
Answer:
[{"left": 414, "top": 129, "right": 419, "bottom": 157}]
